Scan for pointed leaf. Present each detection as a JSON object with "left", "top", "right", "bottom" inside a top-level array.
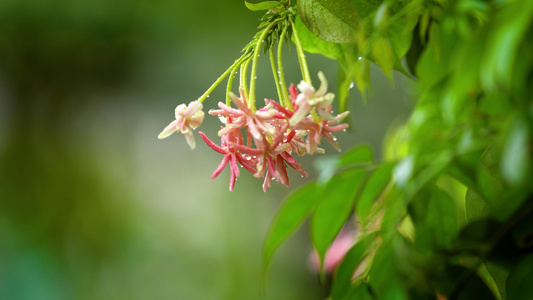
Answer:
[
  {"left": 339, "top": 144, "right": 374, "bottom": 166},
  {"left": 501, "top": 117, "right": 530, "bottom": 186},
  {"left": 244, "top": 1, "right": 280, "bottom": 11},
  {"left": 262, "top": 182, "right": 321, "bottom": 274},
  {"left": 311, "top": 168, "right": 367, "bottom": 268},
  {"left": 330, "top": 232, "right": 376, "bottom": 299},
  {"left": 298, "top": 0, "right": 359, "bottom": 43},
  {"left": 356, "top": 163, "right": 393, "bottom": 225}
]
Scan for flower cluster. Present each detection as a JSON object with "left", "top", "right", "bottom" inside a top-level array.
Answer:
[{"left": 159, "top": 72, "right": 349, "bottom": 191}]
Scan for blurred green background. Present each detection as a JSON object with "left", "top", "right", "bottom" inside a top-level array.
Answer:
[{"left": 0, "top": 0, "right": 412, "bottom": 299}]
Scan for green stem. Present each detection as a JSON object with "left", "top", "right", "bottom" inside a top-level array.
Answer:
[
  {"left": 226, "top": 67, "right": 237, "bottom": 106},
  {"left": 269, "top": 48, "right": 283, "bottom": 105},
  {"left": 291, "top": 20, "right": 312, "bottom": 85},
  {"left": 277, "top": 24, "right": 294, "bottom": 110},
  {"left": 226, "top": 53, "right": 250, "bottom": 105},
  {"left": 249, "top": 18, "right": 283, "bottom": 111},
  {"left": 198, "top": 55, "right": 247, "bottom": 103},
  {"left": 240, "top": 57, "right": 251, "bottom": 102}
]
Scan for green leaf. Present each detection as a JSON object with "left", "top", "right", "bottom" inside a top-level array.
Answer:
[
  {"left": 465, "top": 189, "right": 486, "bottom": 223},
  {"left": 506, "top": 253, "right": 533, "bottom": 300},
  {"left": 367, "top": 234, "right": 410, "bottom": 300},
  {"left": 294, "top": 15, "right": 348, "bottom": 64},
  {"left": 314, "top": 144, "right": 373, "bottom": 183},
  {"left": 380, "top": 187, "right": 406, "bottom": 233},
  {"left": 501, "top": 117, "right": 530, "bottom": 186},
  {"left": 424, "top": 188, "right": 458, "bottom": 249},
  {"left": 310, "top": 168, "right": 367, "bottom": 268},
  {"left": 262, "top": 182, "right": 321, "bottom": 275},
  {"left": 480, "top": 0, "right": 533, "bottom": 91},
  {"left": 371, "top": 37, "right": 394, "bottom": 79},
  {"left": 244, "top": 1, "right": 280, "bottom": 11},
  {"left": 356, "top": 163, "right": 393, "bottom": 226},
  {"left": 349, "top": 0, "right": 381, "bottom": 18},
  {"left": 330, "top": 232, "right": 376, "bottom": 299},
  {"left": 343, "top": 282, "right": 374, "bottom": 300},
  {"left": 298, "top": 0, "right": 359, "bottom": 43},
  {"left": 485, "top": 262, "right": 509, "bottom": 300},
  {"left": 437, "top": 266, "right": 497, "bottom": 300},
  {"left": 339, "top": 144, "right": 374, "bottom": 166}
]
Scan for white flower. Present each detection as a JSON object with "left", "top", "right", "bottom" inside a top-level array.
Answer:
[
  {"left": 158, "top": 101, "right": 205, "bottom": 149},
  {"left": 289, "top": 71, "right": 336, "bottom": 126}
]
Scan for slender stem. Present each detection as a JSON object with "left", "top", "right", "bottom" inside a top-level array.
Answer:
[
  {"left": 269, "top": 48, "right": 283, "bottom": 105},
  {"left": 291, "top": 21, "right": 312, "bottom": 85},
  {"left": 226, "top": 52, "right": 250, "bottom": 105},
  {"left": 240, "top": 57, "right": 251, "bottom": 102},
  {"left": 277, "top": 24, "right": 294, "bottom": 110},
  {"left": 226, "top": 67, "right": 237, "bottom": 106},
  {"left": 198, "top": 55, "right": 247, "bottom": 103},
  {"left": 249, "top": 18, "right": 283, "bottom": 111}
]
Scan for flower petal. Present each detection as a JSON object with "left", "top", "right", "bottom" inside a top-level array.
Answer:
[
  {"left": 184, "top": 132, "right": 196, "bottom": 150},
  {"left": 316, "top": 71, "right": 328, "bottom": 96},
  {"left": 158, "top": 120, "right": 178, "bottom": 139}
]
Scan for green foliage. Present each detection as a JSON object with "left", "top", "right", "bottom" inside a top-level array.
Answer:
[{"left": 263, "top": 0, "right": 533, "bottom": 298}]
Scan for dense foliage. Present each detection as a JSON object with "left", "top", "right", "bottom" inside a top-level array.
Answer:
[{"left": 261, "top": 0, "right": 533, "bottom": 299}]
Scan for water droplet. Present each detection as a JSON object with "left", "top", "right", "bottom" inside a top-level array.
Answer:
[
  {"left": 357, "top": 56, "right": 363, "bottom": 61},
  {"left": 333, "top": 137, "right": 337, "bottom": 141},
  {"left": 255, "top": 76, "right": 257, "bottom": 79},
  {"left": 349, "top": 82, "right": 355, "bottom": 89},
  {"left": 240, "top": 165, "right": 243, "bottom": 168},
  {"left": 206, "top": 95, "right": 210, "bottom": 98},
  {"left": 343, "top": 129, "right": 347, "bottom": 132}
]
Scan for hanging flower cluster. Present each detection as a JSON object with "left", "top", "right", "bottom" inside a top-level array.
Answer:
[{"left": 157, "top": 2, "right": 351, "bottom": 191}]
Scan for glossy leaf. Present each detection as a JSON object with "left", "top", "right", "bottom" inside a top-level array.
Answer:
[
  {"left": 330, "top": 232, "right": 376, "bottom": 299},
  {"left": 310, "top": 168, "right": 367, "bottom": 268},
  {"left": 298, "top": 0, "right": 359, "bottom": 43},
  {"left": 367, "top": 234, "right": 410, "bottom": 300},
  {"left": 338, "top": 144, "right": 374, "bottom": 166},
  {"left": 480, "top": 0, "right": 533, "bottom": 90},
  {"left": 501, "top": 117, "right": 530, "bottom": 186},
  {"left": 244, "top": 1, "right": 280, "bottom": 11},
  {"left": 465, "top": 189, "right": 486, "bottom": 223},
  {"left": 356, "top": 163, "right": 393, "bottom": 225},
  {"left": 314, "top": 144, "right": 373, "bottom": 183},
  {"left": 262, "top": 182, "right": 320, "bottom": 274},
  {"left": 424, "top": 188, "right": 458, "bottom": 249}
]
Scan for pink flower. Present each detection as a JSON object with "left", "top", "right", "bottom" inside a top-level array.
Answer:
[
  {"left": 309, "top": 228, "right": 356, "bottom": 273},
  {"left": 289, "top": 71, "right": 335, "bottom": 126},
  {"left": 158, "top": 101, "right": 205, "bottom": 149},
  {"left": 209, "top": 89, "right": 277, "bottom": 144},
  {"left": 198, "top": 126, "right": 257, "bottom": 191}
]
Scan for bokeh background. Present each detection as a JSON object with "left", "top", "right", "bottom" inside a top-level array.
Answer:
[{"left": 0, "top": 1, "right": 412, "bottom": 299}]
